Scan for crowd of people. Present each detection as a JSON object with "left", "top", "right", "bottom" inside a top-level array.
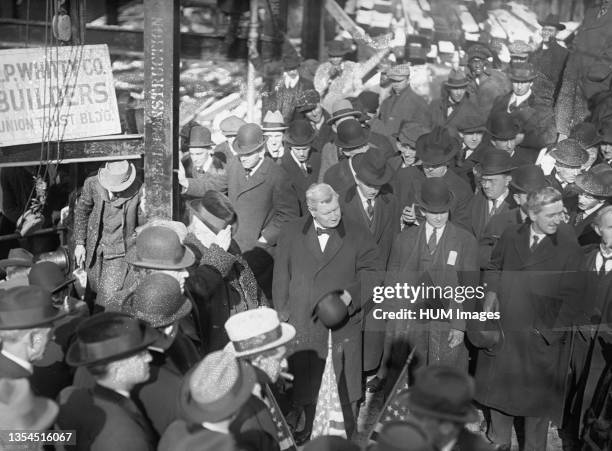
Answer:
[{"left": 2, "top": 7, "right": 612, "bottom": 451}]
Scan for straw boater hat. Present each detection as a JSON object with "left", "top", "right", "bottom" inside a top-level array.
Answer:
[
  {"left": 224, "top": 307, "right": 296, "bottom": 358},
  {"left": 98, "top": 160, "right": 136, "bottom": 192},
  {"left": 261, "top": 110, "right": 287, "bottom": 133},
  {"left": 0, "top": 286, "right": 67, "bottom": 330},
  {"left": 0, "top": 378, "right": 58, "bottom": 430},
  {"left": 126, "top": 226, "right": 196, "bottom": 270}
]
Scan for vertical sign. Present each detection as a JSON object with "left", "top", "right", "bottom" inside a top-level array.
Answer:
[{"left": 144, "top": 0, "right": 179, "bottom": 219}]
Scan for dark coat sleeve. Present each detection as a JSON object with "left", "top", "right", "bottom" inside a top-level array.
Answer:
[
  {"left": 260, "top": 169, "right": 299, "bottom": 245},
  {"left": 73, "top": 177, "right": 96, "bottom": 246},
  {"left": 271, "top": 222, "right": 294, "bottom": 321}
]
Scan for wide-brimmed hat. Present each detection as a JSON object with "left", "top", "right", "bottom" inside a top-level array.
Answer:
[
  {"left": 126, "top": 226, "right": 196, "bottom": 270},
  {"left": 375, "top": 420, "right": 434, "bottom": 451},
  {"left": 334, "top": 119, "right": 369, "bottom": 149},
  {"left": 66, "top": 312, "right": 160, "bottom": 367},
  {"left": 510, "top": 165, "right": 548, "bottom": 193},
  {"left": 570, "top": 123, "right": 602, "bottom": 148},
  {"left": 187, "top": 191, "right": 236, "bottom": 234},
  {"left": 467, "top": 43, "right": 492, "bottom": 61},
  {"left": 395, "top": 121, "right": 430, "bottom": 147},
  {"left": 575, "top": 170, "right": 612, "bottom": 197},
  {"left": 445, "top": 68, "right": 468, "bottom": 88},
  {"left": 386, "top": 64, "right": 411, "bottom": 81},
  {"left": 261, "top": 110, "right": 287, "bottom": 132},
  {"left": 326, "top": 99, "right": 363, "bottom": 125},
  {"left": 219, "top": 116, "right": 246, "bottom": 137},
  {"left": 0, "top": 378, "right": 58, "bottom": 430},
  {"left": 549, "top": 139, "right": 589, "bottom": 168},
  {"left": 479, "top": 149, "right": 516, "bottom": 175},
  {"left": 233, "top": 123, "right": 266, "bottom": 155},
  {"left": 399, "top": 365, "right": 479, "bottom": 424},
  {"left": 509, "top": 62, "right": 536, "bottom": 82},
  {"left": 0, "top": 286, "right": 67, "bottom": 330},
  {"left": 225, "top": 307, "right": 296, "bottom": 357},
  {"left": 0, "top": 248, "right": 34, "bottom": 268},
  {"left": 282, "top": 53, "right": 301, "bottom": 71},
  {"left": 358, "top": 91, "right": 379, "bottom": 114},
  {"left": 304, "top": 436, "right": 360, "bottom": 451},
  {"left": 353, "top": 148, "right": 394, "bottom": 186},
  {"left": 28, "top": 261, "right": 75, "bottom": 294},
  {"left": 327, "top": 40, "right": 351, "bottom": 57},
  {"left": 189, "top": 125, "right": 215, "bottom": 147},
  {"left": 455, "top": 105, "right": 487, "bottom": 134},
  {"left": 312, "top": 289, "right": 348, "bottom": 329},
  {"left": 295, "top": 89, "right": 321, "bottom": 112},
  {"left": 123, "top": 273, "right": 192, "bottom": 329},
  {"left": 180, "top": 350, "right": 256, "bottom": 423},
  {"left": 285, "top": 119, "right": 316, "bottom": 146},
  {"left": 98, "top": 160, "right": 136, "bottom": 193},
  {"left": 487, "top": 111, "right": 520, "bottom": 140},
  {"left": 416, "top": 127, "right": 458, "bottom": 166},
  {"left": 539, "top": 13, "right": 565, "bottom": 30},
  {"left": 416, "top": 178, "right": 454, "bottom": 213}
]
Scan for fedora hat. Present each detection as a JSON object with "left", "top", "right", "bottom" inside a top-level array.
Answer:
[
  {"left": 576, "top": 170, "right": 612, "bottom": 198},
  {"left": 334, "top": 119, "right": 369, "bottom": 149},
  {"left": 509, "top": 62, "right": 536, "bottom": 82},
  {"left": 416, "top": 127, "right": 458, "bottom": 166},
  {"left": 282, "top": 53, "right": 301, "bottom": 71},
  {"left": 261, "top": 110, "right": 287, "bottom": 132},
  {"left": 303, "top": 436, "right": 359, "bottom": 451},
  {"left": 445, "top": 68, "right": 468, "bottom": 88},
  {"left": 510, "top": 164, "right": 548, "bottom": 193},
  {"left": 386, "top": 63, "right": 411, "bottom": 81},
  {"left": 375, "top": 420, "right": 434, "bottom": 451},
  {"left": 395, "top": 121, "right": 430, "bottom": 147},
  {"left": 127, "top": 226, "right": 195, "bottom": 270},
  {"left": 285, "top": 119, "right": 316, "bottom": 146},
  {"left": 0, "top": 378, "right": 58, "bottom": 430},
  {"left": 571, "top": 122, "right": 602, "bottom": 148},
  {"left": 98, "top": 160, "right": 136, "bottom": 193},
  {"left": 219, "top": 116, "right": 246, "bottom": 137},
  {"left": 479, "top": 149, "right": 516, "bottom": 175},
  {"left": 487, "top": 111, "right": 520, "bottom": 140},
  {"left": 187, "top": 191, "right": 236, "bottom": 235},
  {"left": 467, "top": 43, "right": 492, "bottom": 61},
  {"left": 66, "top": 312, "right": 160, "bottom": 367},
  {"left": 189, "top": 125, "right": 214, "bottom": 147},
  {"left": 180, "top": 350, "right": 256, "bottom": 423},
  {"left": 416, "top": 178, "right": 454, "bottom": 213},
  {"left": 295, "top": 89, "right": 321, "bottom": 112},
  {"left": 0, "top": 286, "right": 66, "bottom": 330},
  {"left": 123, "top": 273, "right": 192, "bottom": 329},
  {"left": 539, "top": 13, "right": 565, "bottom": 30},
  {"left": 327, "top": 40, "right": 351, "bottom": 57},
  {"left": 233, "top": 123, "right": 265, "bottom": 155},
  {"left": 0, "top": 248, "right": 34, "bottom": 268},
  {"left": 224, "top": 307, "right": 296, "bottom": 357},
  {"left": 399, "top": 365, "right": 479, "bottom": 424},
  {"left": 353, "top": 148, "right": 394, "bottom": 186},
  {"left": 28, "top": 261, "right": 75, "bottom": 293},
  {"left": 326, "top": 99, "right": 363, "bottom": 125},
  {"left": 550, "top": 139, "right": 589, "bottom": 168},
  {"left": 312, "top": 289, "right": 348, "bottom": 329}
]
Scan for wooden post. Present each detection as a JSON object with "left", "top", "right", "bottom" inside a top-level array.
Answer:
[
  {"left": 302, "top": 0, "right": 324, "bottom": 60},
  {"left": 247, "top": 0, "right": 259, "bottom": 122},
  {"left": 143, "top": 0, "right": 179, "bottom": 219}
]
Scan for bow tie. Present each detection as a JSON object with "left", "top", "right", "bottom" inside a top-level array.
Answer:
[{"left": 316, "top": 227, "right": 331, "bottom": 236}]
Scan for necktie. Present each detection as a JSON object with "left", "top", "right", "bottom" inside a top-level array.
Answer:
[
  {"left": 574, "top": 211, "right": 585, "bottom": 226},
  {"left": 530, "top": 235, "right": 540, "bottom": 252},
  {"left": 366, "top": 199, "right": 374, "bottom": 221},
  {"left": 488, "top": 200, "right": 497, "bottom": 217},
  {"left": 428, "top": 229, "right": 438, "bottom": 254},
  {"left": 599, "top": 253, "right": 612, "bottom": 276},
  {"left": 508, "top": 101, "right": 518, "bottom": 113},
  {"left": 316, "top": 227, "right": 330, "bottom": 236}
]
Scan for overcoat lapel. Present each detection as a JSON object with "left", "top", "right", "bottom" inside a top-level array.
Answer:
[{"left": 236, "top": 159, "right": 270, "bottom": 197}]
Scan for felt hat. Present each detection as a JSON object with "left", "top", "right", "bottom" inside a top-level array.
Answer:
[
  {"left": 261, "top": 110, "right": 287, "bottom": 132},
  {"left": 575, "top": 170, "right": 612, "bottom": 197},
  {"left": 233, "top": 123, "right": 266, "bottom": 155},
  {"left": 549, "top": 139, "right": 589, "bottom": 168},
  {"left": 509, "top": 62, "right": 536, "bottom": 82},
  {"left": 395, "top": 121, "right": 430, "bottom": 147},
  {"left": 187, "top": 191, "right": 236, "bottom": 234},
  {"left": 416, "top": 177, "right": 454, "bottom": 213},
  {"left": 312, "top": 289, "right": 348, "bottom": 329},
  {"left": 188, "top": 125, "right": 214, "bottom": 147},
  {"left": 399, "top": 365, "right": 479, "bottom": 423},
  {"left": 180, "top": 350, "right": 256, "bottom": 423},
  {"left": 295, "top": 89, "right": 321, "bottom": 112},
  {"left": 126, "top": 226, "right": 196, "bottom": 270},
  {"left": 358, "top": 91, "right": 380, "bottom": 114},
  {"left": 66, "top": 312, "right": 160, "bottom": 367},
  {"left": 224, "top": 307, "right": 296, "bottom": 358},
  {"left": 539, "top": 13, "right": 565, "bottom": 30},
  {"left": 327, "top": 40, "right": 351, "bottom": 57},
  {"left": 122, "top": 273, "right": 192, "bottom": 329},
  {"left": 510, "top": 165, "right": 548, "bottom": 193},
  {"left": 570, "top": 122, "right": 602, "bottom": 148},
  {"left": 445, "top": 68, "right": 469, "bottom": 88},
  {"left": 285, "top": 119, "right": 316, "bottom": 146},
  {"left": 487, "top": 111, "right": 520, "bottom": 140},
  {"left": 303, "top": 436, "right": 360, "bottom": 451},
  {"left": 326, "top": 99, "right": 363, "bottom": 125},
  {"left": 479, "top": 149, "right": 516, "bottom": 175},
  {"left": 455, "top": 105, "right": 487, "bottom": 134},
  {"left": 28, "top": 261, "right": 75, "bottom": 294},
  {"left": 0, "top": 286, "right": 67, "bottom": 330},
  {"left": 467, "top": 43, "right": 492, "bottom": 60},
  {"left": 353, "top": 148, "right": 394, "bottom": 186},
  {"left": 375, "top": 420, "right": 434, "bottom": 451},
  {"left": 386, "top": 64, "right": 411, "bottom": 81},
  {"left": 416, "top": 127, "right": 458, "bottom": 166},
  {"left": 334, "top": 119, "right": 369, "bottom": 149},
  {"left": 0, "top": 248, "right": 34, "bottom": 268},
  {"left": 282, "top": 53, "right": 301, "bottom": 71},
  {"left": 219, "top": 116, "right": 246, "bottom": 137},
  {"left": 0, "top": 378, "right": 58, "bottom": 431},
  {"left": 98, "top": 160, "right": 136, "bottom": 193}
]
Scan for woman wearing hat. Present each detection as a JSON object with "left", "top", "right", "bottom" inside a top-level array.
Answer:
[{"left": 74, "top": 160, "right": 144, "bottom": 310}]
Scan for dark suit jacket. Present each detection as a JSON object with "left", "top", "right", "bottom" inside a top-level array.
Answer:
[
  {"left": 462, "top": 192, "right": 517, "bottom": 241},
  {"left": 0, "top": 351, "right": 31, "bottom": 379},
  {"left": 546, "top": 172, "right": 580, "bottom": 215},
  {"left": 379, "top": 86, "right": 431, "bottom": 136},
  {"left": 531, "top": 39, "right": 569, "bottom": 102},
  {"left": 572, "top": 202, "right": 609, "bottom": 249},
  {"left": 323, "top": 158, "right": 355, "bottom": 195},
  {"left": 429, "top": 93, "right": 475, "bottom": 138},
  {"left": 280, "top": 148, "right": 322, "bottom": 217},
  {"left": 479, "top": 207, "right": 526, "bottom": 268}
]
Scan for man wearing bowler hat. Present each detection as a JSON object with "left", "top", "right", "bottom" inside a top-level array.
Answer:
[
  {"left": 452, "top": 103, "right": 490, "bottom": 190},
  {"left": 546, "top": 138, "right": 589, "bottom": 215},
  {"left": 429, "top": 69, "right": 474, "bottom": 138},
  {"left": 531, "top": 14, "right": 569, "bottom": 103},
  {"left": 273, "top": 54, "right": 315, "bottom": 123},
  {"left": 226, "top": 123, "right": 299, "bottom": 254},
  {"left": 465, "top": 43, "right": 512, "bottom": 116},
  {"left": 486, "top": 110, "right": 534, "bottom": 166},
  {"left": 74, "top": 159, "right": 144, "bottom": 309},
  {"left": 262, "top": 110, "right": 288, "bottom": 162}
]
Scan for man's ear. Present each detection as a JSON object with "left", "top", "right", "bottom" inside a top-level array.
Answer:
[{"left": 594, "top": 223, "right": 602, "bottom": 237}]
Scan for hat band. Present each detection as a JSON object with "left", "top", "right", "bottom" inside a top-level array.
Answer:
[
  {"left": 233, "top": 325, "right": 282, "bottom": 353},
  {"left": 136, "top": 249, "right": 186, "bottom": 267},
  {"left": 192, "top": 206, "right": 228, "bottom": 235},
  {"left": 0, "top": 305, "right": 59, "bottom": 327},
  {"left": 262, "top": 122, "right": 286, "bottom": 129},
  {"left": 79, "top": 331, "right": 146, "bottom": 363}
]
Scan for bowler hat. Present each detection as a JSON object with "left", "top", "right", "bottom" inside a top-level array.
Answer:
[
  {"left": 416, "top": 127, "right": 458, "bottom": 166},
  {"left": 261, "top": 110, "right": 287, "bottom": 132},
  {"left": 538, "top": 13, "right": 565, "bottom": 30},
  {"left": 0, "top": 286, "right": 66, "bottom": 329},
  {"left": 353, "top": 148, "right": 394, "bottom": 186},
  {"left": 358, "top": 91, "right": 380, "bottom": 114},
  {"left": 188, "top": 125, "right": 214, "bottom": 148},
  {"left": 285, "top": 119, "right": 316, "bottom": 146},
  {"left": 445, "top": 68, "right": 469, "bottom": 88},
  {"left": 66, "top": 312, "right": 160, "bottom": 367},
  {"left": 575, "top": 170, "right": 612, "bottom": 197},
  {"left": 549, "top": 139, "right": 589, "bottom": 168},
  {"left": 375, "top": 420, "right": 434, "bottom": 451},
  {"left": 98, "top": 160, "right": 136, "bottom": 193},
  {"left": 509, "top": 62, "right": 536, "bottom": 82},
  {"left": 386, "top": 64, "right": 411, "bottom": 81},
  {"left": 282, "top": 53, "right": 301, "bottom": 71},
  {"left": 327, "top": 40, "right": 351, "bottom": 57},
  {"left": 467, "top": 43, "right": 492, "bottom": 60},
  {"left": 180, "top": 350, "right": 256, "bottom": 423},
  {"left": 326, "top": 99, "right": 363, "bottom": 125},
  {"left": 219, "top": 116, "right": 246, "bottom": 137},
  {"left": 570, "top": 122, "right": 602, "bottom": 148},
  {"left": 233, "top": 123, "right": 266, "bottom": 155},
  {"left": 225, "top": 307, "right": 296, "bottom": 357},
  {"left": 187, "top": 191, "right": 236, "bottom": 235},
  {"left": 455, "top": 105, "right": 487, "bottom": 133},
  {"left": 416, "top": 178, "right": 454, "bottom": 213},
  {"left": 312, "top": 289, "right": 349, "bottom": 329},
  {"left": 303, "top": 436, "right": 359, "bottom": 451},
  {"left": 510, "top": 165, "right": 548, "bottom": 193},
  {"left": 126, "top": 226, "right": 196, "bottom": 270},
  {"left": 0, "top": 248, "right": 34, "bottom": 268},
  {"left": 295, "top": 89, "right": 321, "bottom": 112},
  {"left": 487, "top": 111, "right": 520, "bottom": 140},
  {"left": 28, "top": 261, "right": 75, "bottom": 294},
  {"left": 123, "top": 273, "right": 192, "bottom": 329},
  {"left": 479, "top": 149, "right": 516, "bottom": 175},
  {"left": 395, "top": 121, "right": 429, "bottom": 147},
  {"left": 334, "top": 119, "right": 369, "bottom": 149},
  {"left": 0, "top": 378, "right": 58, "bottom": 431},
  {"left": 399, "top": 365, "right": 479, "bottom": 423}
]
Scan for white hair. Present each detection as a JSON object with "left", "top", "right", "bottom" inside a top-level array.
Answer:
[{"left": 306, "top": 183, "right": 339, "bottom": 210}]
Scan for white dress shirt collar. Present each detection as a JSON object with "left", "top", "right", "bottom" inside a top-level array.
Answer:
[
  {"left": 425, "top": 222, "right": 446, "bottom": 241},
  {"left": 509, "top": 89, "right": 532, "bottom": 109},
  {"left": 246, "top": 155, "right": 265, "bottom": 177}
]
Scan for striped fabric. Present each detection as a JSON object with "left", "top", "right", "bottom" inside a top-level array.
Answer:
[{"left": 264, "top": 384, "right": 298, "bottom": 451}]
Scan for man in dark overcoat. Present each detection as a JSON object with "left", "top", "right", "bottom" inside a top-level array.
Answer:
[
  {"left": 545, "top": 138, "right": 589, "bottom": 216},
  {"left": 465, "top": 43, "right": 512, "bottom": 116},
  {"left": 429, "top": 69, "right": 474, "bottom": 139},
  {"left": 485, "top": 110, "right": 536, "bottom": 166},
  {"left": 475, "top": 186, "right": 585, "bottom": 450}
]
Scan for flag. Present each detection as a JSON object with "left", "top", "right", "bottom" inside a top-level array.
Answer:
[
  {"left": 311, "top": 330, "right": 347, "bottom": 439},
  {"left": 264, "top": 384, "right": 298, "bottom": 451},
  {"left": 367, "top": 347, "right": 417, "bottom": 442}
]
